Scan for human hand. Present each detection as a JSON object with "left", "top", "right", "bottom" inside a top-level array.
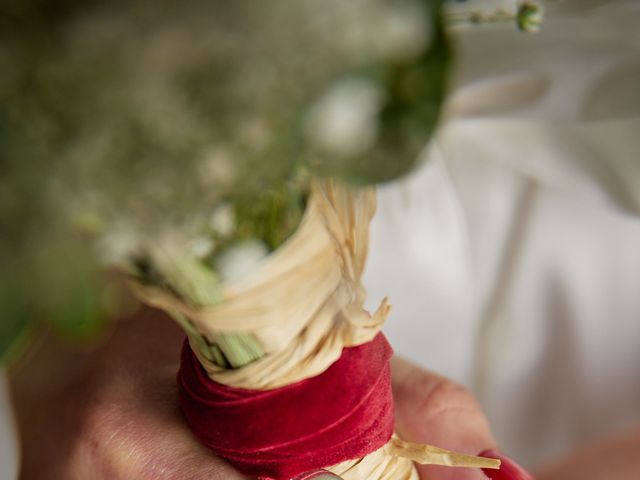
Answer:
[
  {"left": 9, "top": 307, "right": 533, "bottom": 480},
  {"left": 10, "top": 308, "right": 247, "bottom": 480},
  {"left": 391, "top": 357, "right": 533, "bottom": 480}
]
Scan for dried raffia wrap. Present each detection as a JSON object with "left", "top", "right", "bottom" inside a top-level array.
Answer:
[{"left": 132, "top": 181, "right": 499, "bottom": 479}]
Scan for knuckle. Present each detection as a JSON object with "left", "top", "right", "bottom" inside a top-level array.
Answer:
[
  {"left": 66, "top": 392, "right": 136, "bottom": 478},
  {"left": 413, "top": 375, "right": 495, "bottom": 445},
  {"left": 415, "top": 376, "right": 480, "bottom": 419},
  {"left": 67, "top": 392, "right": 195, "bottom": 480}
]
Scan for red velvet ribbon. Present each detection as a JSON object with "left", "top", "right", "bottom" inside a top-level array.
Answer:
[{"left": 177, "top": 333, "right": 395, "bottom": 480}]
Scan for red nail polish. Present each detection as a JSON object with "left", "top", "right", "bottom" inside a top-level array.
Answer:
[{"left": 479, "top": 450, "right": 535, "bottom": 480}]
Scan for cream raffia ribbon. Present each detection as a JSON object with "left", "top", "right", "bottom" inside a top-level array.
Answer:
[{"left": 131, "top": 181, "right": 500, "bottom": 479}]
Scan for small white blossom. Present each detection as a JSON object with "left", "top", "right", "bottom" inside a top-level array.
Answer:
[
  {"left": 210, "top": 204, "right": 236, "bottom": 238},
  {"left": 378, "top": 1, "right": 432, "bottom": 61},
  {"left": 215, "top": 239, "right": 269, "bottom": 282},
  {"left": 305, "top": 78, "right": 383, "bottom": 158},
  {"left": 97, "top": 225, "right": 141, "bottom": 267},
  {"left": 197, "top": 146, "right": 237, "bottom": 188},
  {"left": 188, "top": 235, "right": 216, "bottom": 259}
]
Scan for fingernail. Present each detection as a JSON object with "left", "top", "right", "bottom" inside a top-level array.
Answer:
[
  {"left": 291, "top": 470, "right": 343, "bottom": 480},
  {"left": 479, "top": 450, "right": 535, "bottom": 480}
]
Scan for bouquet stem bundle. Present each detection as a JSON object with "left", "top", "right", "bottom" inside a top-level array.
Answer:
[{"left": 132, "top": 180, "right": 499, "bottom": 479}]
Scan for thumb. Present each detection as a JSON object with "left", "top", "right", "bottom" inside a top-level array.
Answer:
[{"left": 391, "top": 356, "right": 496, "bottom": 480}]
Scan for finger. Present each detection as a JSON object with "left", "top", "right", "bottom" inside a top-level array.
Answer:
[{"left": 391, "top": 356, "right": 497, "bottom": 480}]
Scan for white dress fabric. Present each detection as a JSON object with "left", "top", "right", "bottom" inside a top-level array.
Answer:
[{"left": 365, "top": 0, "right": 640, "bottom": 468}]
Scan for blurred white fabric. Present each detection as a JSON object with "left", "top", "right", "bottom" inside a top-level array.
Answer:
[{"left": 366, "top": 0, "right": 640, "bottom": 468}]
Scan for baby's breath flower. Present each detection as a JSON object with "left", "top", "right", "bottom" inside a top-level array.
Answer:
[
  {"left": 378, "top": 0, "right": 433, "bottom": 61},
  {"left": 215, "top": 240, "right": 270, "bottom": 283},
  {"left": 188, "top": 236, "right": 217, "bottom": 260},
  {"left": 305, "top": 78, "right": 384, "bottom": 159},
  {"left": 210, "top": 204, "right": 236, "bottom": 239}
]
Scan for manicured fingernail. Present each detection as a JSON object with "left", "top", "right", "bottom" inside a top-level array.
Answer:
[
  {"left": 291, "top": 470, "right": 343, "bottom": 480},
  {"left": 479, "top": 450, "right": 535, "bottom": 480}
]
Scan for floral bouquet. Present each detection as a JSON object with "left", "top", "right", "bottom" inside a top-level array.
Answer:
[{"left": 1, "top": 0, "right": 541, "bottom": 478}]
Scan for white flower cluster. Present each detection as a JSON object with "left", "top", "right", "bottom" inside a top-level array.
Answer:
[
  {"left": 33, "top": 0, "right": 439, "bottom": 259},
  {"left": 0, "top": 0, "right": 448, "bottom": 349}
]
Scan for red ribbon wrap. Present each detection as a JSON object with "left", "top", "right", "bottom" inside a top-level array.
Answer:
[{"left": 177, "top": 333, "right": 395, "bottom": 479}]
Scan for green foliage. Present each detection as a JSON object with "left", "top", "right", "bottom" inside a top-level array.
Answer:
[{"left": 0, "top": 0, "right": 451, "bottom": 363}]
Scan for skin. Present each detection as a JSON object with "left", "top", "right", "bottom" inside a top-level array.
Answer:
[
  {"left": 14, "top": 305, "right": 639, "bottom": 480},
  {"left": 10, "top": 308, "right": 246, "bottom": 480},
  {"left": 9, "top": 307, "right": 497, "bottom": 480},
  {"left": 391, "top": 358, "right": 496, "bottom": 480}
]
